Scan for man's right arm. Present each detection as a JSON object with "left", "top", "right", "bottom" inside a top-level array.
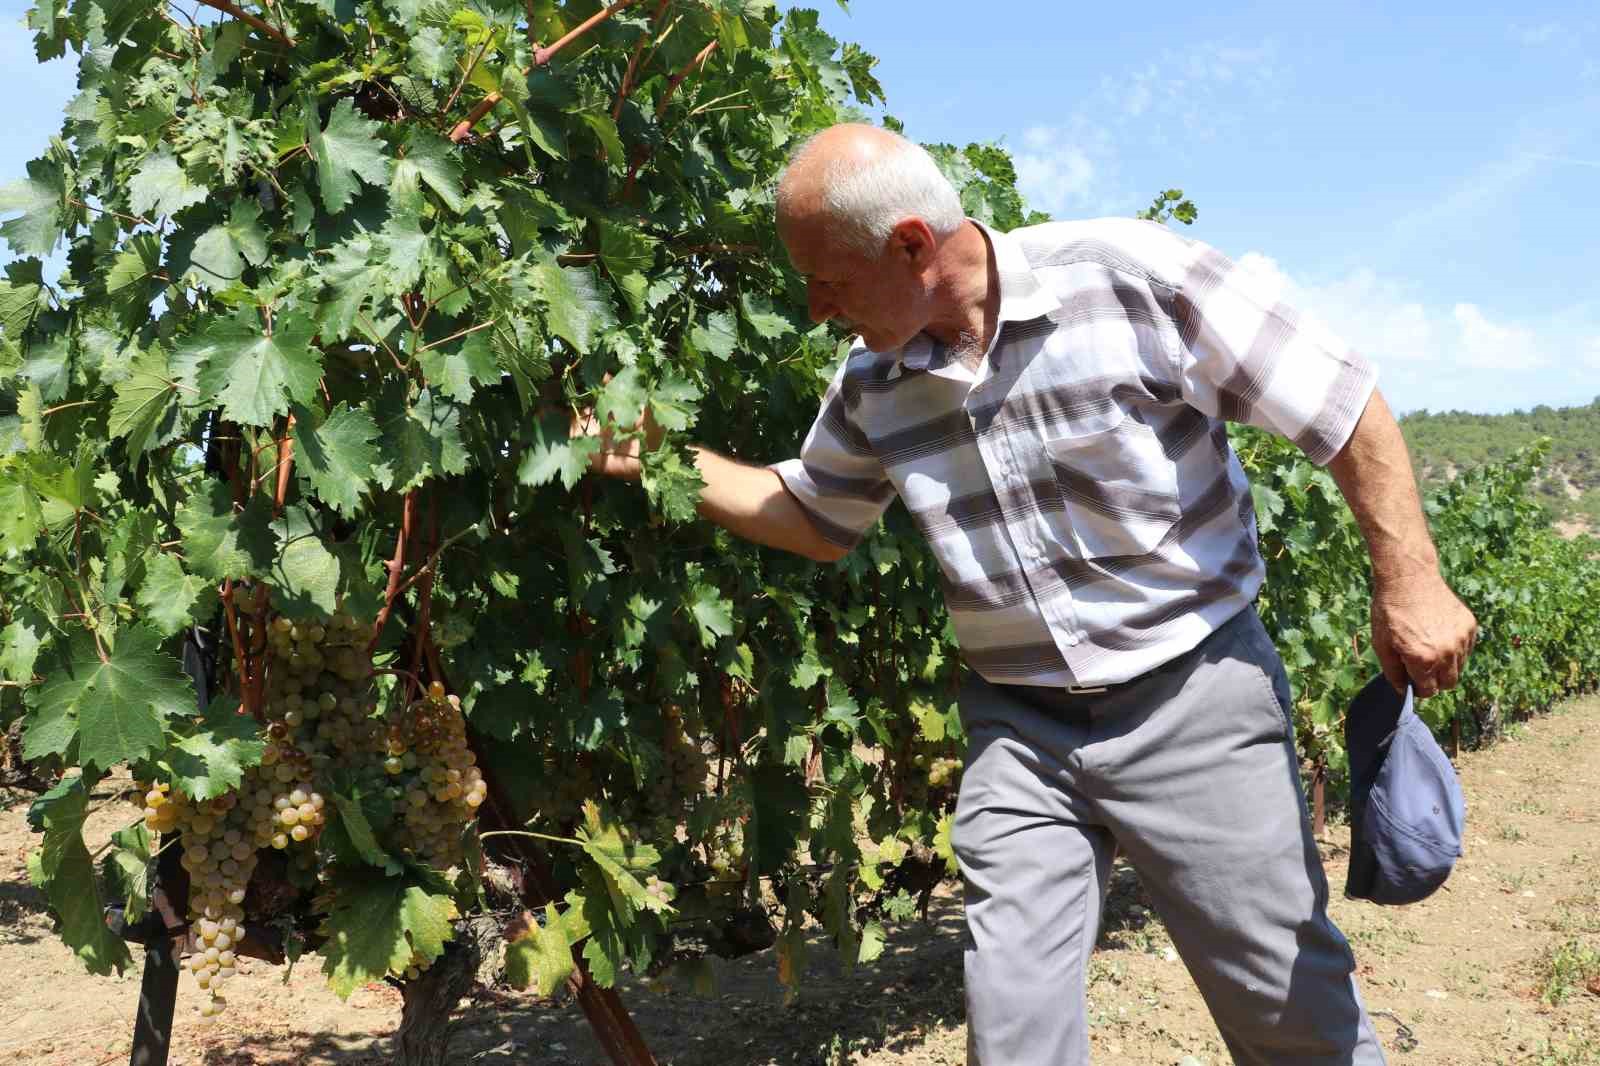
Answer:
[
  {"left": 579, "top": 409, "right": 848, "bottom": 563},
  {"left": 687, "top": 448, "right": 850, "bottom": 563}
]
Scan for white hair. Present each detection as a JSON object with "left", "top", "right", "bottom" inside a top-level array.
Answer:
[{"left": 778, "top": 129, "right": 965, "bottom": 257}]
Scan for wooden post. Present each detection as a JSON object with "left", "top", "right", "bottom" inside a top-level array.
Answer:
[
  {"left": 1451, "top": 714, "right": 1461, "bottom": 758},
  {"left": 126, "top": 841, "right": 190, "bottom": 1066},
  {"left": 128, "top": 627, "right": 211, "bottom": 1065}
]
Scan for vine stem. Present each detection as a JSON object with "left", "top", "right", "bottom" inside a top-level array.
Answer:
[
  {"left": 392, "top": 520, "right": 481, "bottom": 600},
  {"left": 620, "top": 39, "right": 719, "bottom": 202},
  {"left": 448, "top": 0, "right": 643, "bottom": 144},
  {"left": 193, "top": 0, "right": 294, "bottom": 47},
  {"left": 221, "top": 580, "right": 254, "bottom": 714},
  {"left": 409, "top": 493, "right": 440, "bottom": 702},
  {"left": 441, "top": 34, "right": 495, "bottom": 118},
  {"left": 654, "top": 39, "right": 717, "bottom": 118},
  {"left": 611, "top": 0, "right": 671, "bottom": 121},
  {"left": 534, "top": 0, "right": 641, "bottom": 67},
  {"left": 369, "top": 491, "right": 418, "bottom": 655},
  {"left": 477, "top": 828, "right": 582, "bottom": 848}
]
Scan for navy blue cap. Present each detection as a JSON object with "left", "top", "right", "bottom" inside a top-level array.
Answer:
[{"left": 1344, "top": 675, "right": 1466, "bottom": 905}]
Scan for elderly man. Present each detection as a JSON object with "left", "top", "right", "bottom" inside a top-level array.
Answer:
[{"left": 590, "top": 123, "right": 1476, "bottom": 1065}]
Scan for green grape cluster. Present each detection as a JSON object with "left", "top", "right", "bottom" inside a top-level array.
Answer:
[
  {"left": 136, "top": 770, "right": 307, "bottom": 1016},
  {"left": 926, "top": 756, "right": 962, "bottom": 790},
  {"left": 892, "top": 748, "right": 964, "bottom": 815},
  {"left": 703, "top": 827, "right": 747, "bottom": 904},
  {"left": 514, "top": 750, "right": 595, "bottom": 828},
  {"left": 384, "top": 681, "right": 487, "bottom": 868},
  {"left": 131, "top": 610, "right": 492, "bottom": 1016},
  {"left": 643, "top": 713, "right": 710, "bottom": 819}
]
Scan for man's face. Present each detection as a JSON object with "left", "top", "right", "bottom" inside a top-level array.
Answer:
[{"left": 779, "top": 214, "right": 931, "bottom": 354}]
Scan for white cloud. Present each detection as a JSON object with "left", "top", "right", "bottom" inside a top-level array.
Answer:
[
  {"left": 1235, "top": 253, "right": 1436, "bottom": 364},
  {"left": 1013, "top": 128, "right": 1098, "bottom": 212},
  {"left": 1230, "top": 253, "right": 1594, "bottom": 412},
  {"left": 1513, "top": 21, "right": 1563, "bottom": 46},
  {"left": 1452, "top": 303, "right": 1545, "bottom": 370},
  {"left": 1010, "top": 39, "right": 1279, "bottom": 217}
]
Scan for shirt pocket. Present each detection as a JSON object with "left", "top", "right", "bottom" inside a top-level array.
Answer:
[{"left": 1042, "top": 413, "right": 1181, "bottom": 560}]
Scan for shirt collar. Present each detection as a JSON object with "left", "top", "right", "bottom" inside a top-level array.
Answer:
[{"left": 886, "top": 218, "right": 1060, "bottom": 381}]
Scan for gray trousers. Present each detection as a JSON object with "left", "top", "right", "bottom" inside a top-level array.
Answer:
[{"left": 953, "top": 606, "right": 1387, "bottom": 1066}]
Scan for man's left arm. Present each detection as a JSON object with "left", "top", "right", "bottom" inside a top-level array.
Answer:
[{"left": 1325, "top": 388, "right": 1478, "bottom": 698}]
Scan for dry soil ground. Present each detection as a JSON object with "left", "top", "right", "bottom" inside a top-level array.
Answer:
[{"left": 4, "top": 695, "right": 1598, "bottom": 1066}]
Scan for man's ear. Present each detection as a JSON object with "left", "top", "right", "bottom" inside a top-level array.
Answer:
[{"left": 888, "top": 217, "right": 937, "bottom": 268}]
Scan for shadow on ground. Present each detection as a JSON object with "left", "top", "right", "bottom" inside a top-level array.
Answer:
[{"left": 431, "top": 861, "right": 1165, "bottom": 1066}]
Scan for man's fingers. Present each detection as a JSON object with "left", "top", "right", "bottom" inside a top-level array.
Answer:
[{"left": 1375, "top": 641, "right": 1409, "bottom": 695}]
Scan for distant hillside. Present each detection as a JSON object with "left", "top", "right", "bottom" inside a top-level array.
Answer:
[{"left": 1399, "top": 397, "right": 1600, "bottom": 535}]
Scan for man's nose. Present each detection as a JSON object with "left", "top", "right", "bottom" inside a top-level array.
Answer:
[{"left": 807, "top": 282, "right": 835, "bottom": 324}]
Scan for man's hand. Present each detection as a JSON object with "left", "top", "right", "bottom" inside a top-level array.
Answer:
[
  {"left": 1370, "top": 572, "right": 1478, "bottom": 698},
  {"left": 571, "top": 403, "right": 662, "bottom": 481}
]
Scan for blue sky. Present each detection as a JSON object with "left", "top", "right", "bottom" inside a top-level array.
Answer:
[{"left": 4, "top": 1, "right": 1598, "bottom": 414}]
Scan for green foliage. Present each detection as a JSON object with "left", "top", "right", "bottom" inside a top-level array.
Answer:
[
  {"left": 1136, "top": 188, "right": 1198, "bottom": 226},
  {"left": 2, "top": 0, "right": 1595, "bottom": 1032},
  {"left": 1237, "top": 427, "right": 1600, "bottom": 786},
  {"left": 1400, "top": 397, "right": 1600, "bottom": 530}
]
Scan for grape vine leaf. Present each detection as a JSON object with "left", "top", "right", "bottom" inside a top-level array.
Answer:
[
  {"left": 33, "top": 627, "right": 194, "bottom": 769},
  {"left": 27, "top": 775, "right": 131, "bottom": 975},
  {"left": 270, "top": 505, "right": 342, "bottom": 618},
  {"left": 739, "top": 764, "right": 807, "bottom": 875},
  {"left": 389, "top": 127, "right": 465, "bottom": 214},
  {"left": 136, "top": 551, "right": 217, "bottom": 637},
  {"left": 647, "top": 374, "right": 702, "bottom": 432},
  {"left": 126, "top": 148, "right": 208, "bottom": 219},
  {"left": 738, "top": 291, "right": 794, "bottom": 340},
  {"left": 100, "top": 823, "right": 152, "bottom": 926},
  {"left": 515, "top": 413, "right": 595, "bottom": 491},
  {"left": 1, "top": 619, "right": 43, "bottom": 683},
  {"left": 595, "top": 365, "right": 647, "bottom": 430},
  {"left": 306, "top": 96, "right": 392, "bottom": 214},
  {"left": 0, "top": 271, "right": 44, "bottom": 334},
  {"left": 858, "top": 919, "right": 886, "bottom": 964},
  {"left": 316, "top": 234, "right": 384, "bottom": 337},
  {"left": 688, "top": 307, "right": 736, "bottom": 361},
  {"left": 0, "top": 157, "right": 68, "bottom": 256},
  {"left": 415, "top": 332, "right": 498, "bottom": 403},
  {"left": 639, "top": 446, "right": 703, "bottom": 523},
  {"left": 174, "top": 481, "right": 276, "bottom": 581},
  {"left": 822, "top": 676, "right": 861, "bottom": 732},
  {"left": 108, "top": 345, "right": 181, "bottom": 456},
  {"left": 330, "top": 793, "right": 400, "bottom": 874},
  {"left": 932, "top": 812, "right": 958, "bottom": 874},
  {"left": 503, "top": 900, "right": 589, "bottom": 996},
  {"left": 686, "top": 579, "right": 734, "bottom": 648},
  {"left": 0, "top": 464, "right": 45, "bottom": 553},
  {"left": 319, "top": 875, "right": 458, "bottom": 998},
  {"left": 187, "top": 198, "right": 269, "bottom": 289},
  {"left": 596, "top": 219, "right": 659, "bottom": 278},
  {"left": 161, "top": 696, "right": 265, "bottom": 801},
  {"left": 531, "top": 259, "right": 617, "bottom": 355},
  {"left": 371, "top": 386, "right": 468, "bottom": 491},
  {"left": 292, "top": 403, "right": 380, "bottom": 516},
  {"left": 576, "top": 801, "right": 668, "bottom": 922},
  {"left": 190, "top": 311, "right": 323, "bottom": 427}
]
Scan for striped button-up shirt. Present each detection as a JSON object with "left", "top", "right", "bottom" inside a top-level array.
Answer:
[{"left": 771, "top": 217, "right": 1378, "bottom": 688}]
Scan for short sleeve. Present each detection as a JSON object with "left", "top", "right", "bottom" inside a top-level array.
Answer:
[
  {"left": 769, "top": 355, "right": 896, "bottom": 550},
  {"left": 1172, "top": 240, "right": 1379, "bottom": 466}
]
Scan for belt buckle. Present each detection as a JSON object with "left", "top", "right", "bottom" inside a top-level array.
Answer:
[{"left": 1065, "top": 683, "right": 1107, "bottom": 695}]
